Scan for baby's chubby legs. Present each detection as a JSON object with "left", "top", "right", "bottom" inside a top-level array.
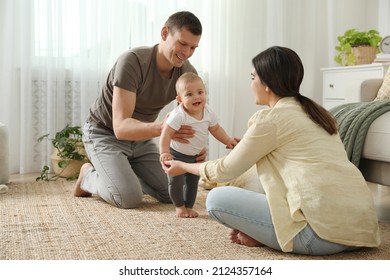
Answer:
[
  {"left": 169, "top": 149, "right": 199, "bottom": 218},
  {"left": 169, "top": 173, "right": 199, "bottom": 218}
]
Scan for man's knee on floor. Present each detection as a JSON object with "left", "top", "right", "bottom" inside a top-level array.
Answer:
[
  {"left": 111, "top": 193, "right": 143, "bottom": 209},
  {"left": 156, "top": 193, "right": 172, "bottom": 204}
]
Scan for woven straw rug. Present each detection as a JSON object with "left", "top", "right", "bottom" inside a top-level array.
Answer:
[{"left": 1, "top": 179, "right": 389, "bottom": 260}]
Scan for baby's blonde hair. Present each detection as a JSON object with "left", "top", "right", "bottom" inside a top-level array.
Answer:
[{"left": 176, "top": 72, "right": 205, "bottom": 96}]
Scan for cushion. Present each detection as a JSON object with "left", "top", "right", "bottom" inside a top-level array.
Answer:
[{"left": 375, "top": 67, "right": 390, "bottom": 100}]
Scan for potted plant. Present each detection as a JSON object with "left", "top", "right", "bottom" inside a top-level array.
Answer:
[
  {"left": 36, "top": 124, "right": 89, "bottom": 181},
  {"left": 334, "top": 29, "right": 382, "bottom": 66}
]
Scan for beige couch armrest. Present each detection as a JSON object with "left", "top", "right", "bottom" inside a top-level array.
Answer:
[{"left": 360, "top": 79, "right": 383, "bottom": 101}]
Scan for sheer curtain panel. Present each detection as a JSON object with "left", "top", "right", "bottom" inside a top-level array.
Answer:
[{"left": 1, "top": 0, "right": 133, "bottom": 174}]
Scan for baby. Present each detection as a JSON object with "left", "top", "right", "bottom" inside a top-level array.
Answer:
[{"left": 159, "top": 72, "right": 238, "bottom": 218}]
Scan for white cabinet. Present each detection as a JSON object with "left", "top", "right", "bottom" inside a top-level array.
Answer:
[{"left": 321, "top": 63, "right": 390, "bottom": 110}]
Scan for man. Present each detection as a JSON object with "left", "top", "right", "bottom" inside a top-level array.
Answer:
[{"left": 74, "top": 11, "right": 203, "bottom": 209}]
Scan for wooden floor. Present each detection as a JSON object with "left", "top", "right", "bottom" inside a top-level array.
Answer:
[{"left": 7, "top": 173, "right": 390, "bottom": 223}]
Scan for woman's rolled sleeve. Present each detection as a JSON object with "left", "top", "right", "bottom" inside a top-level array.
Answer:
[{"left": 199, "top": 117, "right": 277, "bottom": 184}]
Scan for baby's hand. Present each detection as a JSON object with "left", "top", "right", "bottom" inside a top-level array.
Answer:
[
  {"left": 226, "top": 137, "right": 240, "bottom": 149},
  {"left": 160, "top": 153, "right": 173, "bottom": 167}
]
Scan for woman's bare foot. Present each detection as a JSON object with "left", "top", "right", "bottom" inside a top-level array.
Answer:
[
  {"left": 175, "top": 206, "right": 189, "bottom": 218},
  {"left": 229, "top": 229, "right": 241, "bottom": 244},
  {"left": 228, "top": 229, "right": 264, "bottom": 247},
  {"left": 73, "top": 163, "right": 92, "bottom": 197},
  {"left": 186, "top": 208, "right": 199, "bottom": 218}
]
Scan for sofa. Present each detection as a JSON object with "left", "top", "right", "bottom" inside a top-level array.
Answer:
[{"left": 356, "top": 78, "right": 390, "bottom": 186}]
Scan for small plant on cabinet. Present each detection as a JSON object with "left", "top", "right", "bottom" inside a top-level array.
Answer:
[{"left": 334, "top": 29, "right": 382, "bottom": 66}]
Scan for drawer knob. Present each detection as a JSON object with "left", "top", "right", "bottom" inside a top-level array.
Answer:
[{"left": 329, "top": 84, "right": 334, "bottom": 88}]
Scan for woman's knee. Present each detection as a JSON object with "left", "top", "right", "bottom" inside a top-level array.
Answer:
[
  {"left": 206, "top": 187, "right": 226, "bottom": 211},
  {"left": 206, "top": 186, "right": 239, "bottom": 213}
]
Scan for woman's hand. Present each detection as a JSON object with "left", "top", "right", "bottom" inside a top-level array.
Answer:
[
  {"left": 163, "top": 160, "right": 202, "bottom": 177},
  {"left": 159, "top": 152, "right": 173, "bottom": 168},
  {"left": 162, "top": 159, "right": 187, "bottom": 176}
]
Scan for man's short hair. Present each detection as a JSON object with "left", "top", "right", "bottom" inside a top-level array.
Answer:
[{"left": 165, "top": 11, "right": 202, "bottom": 35}]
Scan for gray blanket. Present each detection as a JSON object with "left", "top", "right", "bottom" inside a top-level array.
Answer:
[{"left": 329, "top": 100, "right": 390, "bottom": 167}]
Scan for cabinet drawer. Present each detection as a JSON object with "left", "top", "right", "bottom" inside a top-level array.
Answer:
[
  {"left": 323, "top": 68, "right": 385, "bottom": 101},
  {"left": 321, "top": 63, "right": 390, "bottom": 111}
]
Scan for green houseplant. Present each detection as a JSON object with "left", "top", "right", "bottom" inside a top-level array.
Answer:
[
  {"left": 334, "top": 29, "right": 382, "bottom": 66},
  {"left": 36, "top": 124, "right": 88, "bottom": 181}
]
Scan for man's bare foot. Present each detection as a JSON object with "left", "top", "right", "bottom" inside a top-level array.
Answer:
[
  {"left": 73, "top": 163, "right": 92, "bottom": 197},
  {"left": 186, "top": 208, "right": 199, "bottom": 218},
  {"left": 175, "top": 206, "right": 189, "bottom": 218},
  {"left": 228, "top": 229, "right": 264, "bottom": 247}
]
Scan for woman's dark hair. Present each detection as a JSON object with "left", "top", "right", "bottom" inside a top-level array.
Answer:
[
  {"left": 165, "top": 11, "right": 202, "bottom": 36},
  {"left": 252, "top": 46, "right": 337, "bottom": 135}
]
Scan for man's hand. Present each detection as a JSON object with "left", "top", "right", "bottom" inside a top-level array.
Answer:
[{"left": 172, "top": 125, "right": 195, "bottom": 143}]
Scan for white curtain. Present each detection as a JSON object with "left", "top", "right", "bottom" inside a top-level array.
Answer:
[
  {"left": 1, "top": 0, "right": 128, "bottom": 173},
  {"left": 186, "top": 0, "right": 383, "bottom": 160},
  {"left": 0, "top": 0, "right": 384, "bottom": 174}
]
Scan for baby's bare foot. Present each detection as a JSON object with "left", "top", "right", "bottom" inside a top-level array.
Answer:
[
  {"left": 175, "top": 206, "right": 189, "bottom": 218},
  {"left": 186, "top": 208, "right": 199, "bottom": 218},
  {"left": 73, "top": 163, "right": 92, "bottom": 197}
]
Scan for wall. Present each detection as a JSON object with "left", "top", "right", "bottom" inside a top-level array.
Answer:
[{"left": 230, "top": 0, "right": 380, "bottom": 138}]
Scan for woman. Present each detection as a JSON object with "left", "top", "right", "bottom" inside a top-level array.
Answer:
[{"left": 162, "top": 46, "right": 380, "bottom": 255}]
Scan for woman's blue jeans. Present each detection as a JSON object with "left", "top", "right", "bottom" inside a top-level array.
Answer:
[{"left": 206, "top": 186, "right": 355, "bottom": 256}]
